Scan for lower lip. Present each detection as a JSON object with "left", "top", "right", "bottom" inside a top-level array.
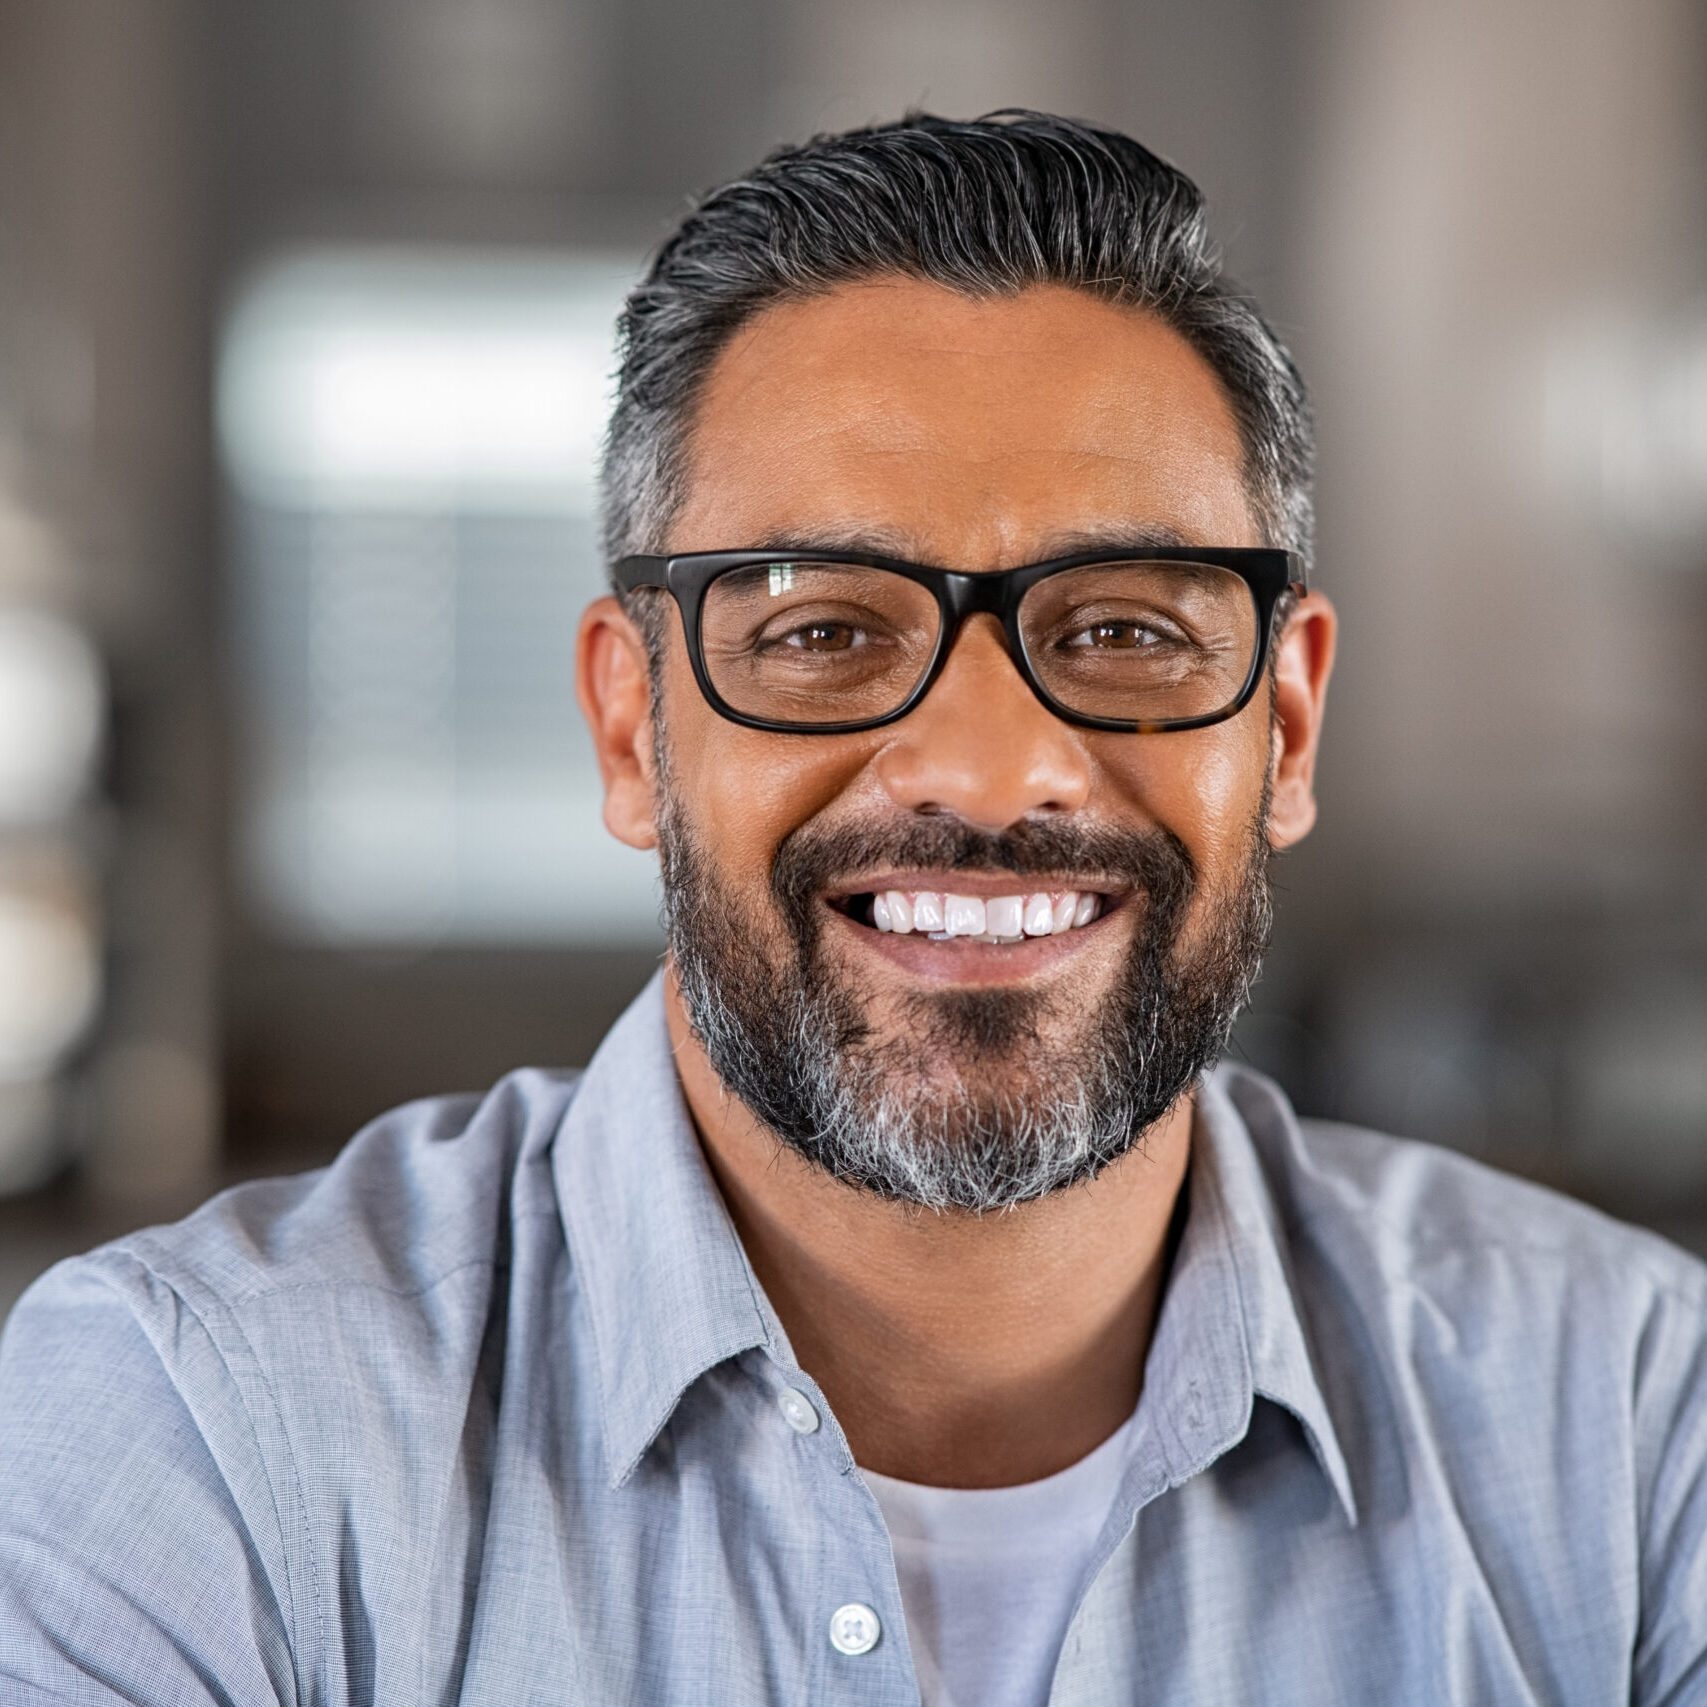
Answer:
[{"left": 824, "top": 899, "right": 1123, "bottom": 984}]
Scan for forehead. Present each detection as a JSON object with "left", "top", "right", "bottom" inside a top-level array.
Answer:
[{"left": 668, "top": 277, "right": 1260, "bottom": 564}]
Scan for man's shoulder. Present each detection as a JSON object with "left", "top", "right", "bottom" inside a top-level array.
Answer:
[
  {"left": 0, "top": 1067, "right": 589, "bottom": 1698},
  {"left": 1215, "top": 1060, "right": 1707, "bottom": 1315},
  {"left": 28, "top": 1065, "right": 584, "bottom": 1334}
]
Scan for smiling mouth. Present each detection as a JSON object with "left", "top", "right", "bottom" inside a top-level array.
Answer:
[{"left": 829, "top": 886, "right": 1109, "bottom": 944}]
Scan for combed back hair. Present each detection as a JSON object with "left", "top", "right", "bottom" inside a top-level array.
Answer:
[{"left": 600, "top": 108, "right": 1313, "bottom": 600}]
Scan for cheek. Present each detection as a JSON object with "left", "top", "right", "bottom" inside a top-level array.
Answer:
[
  {"left": 1093, "top": 714, "right": 1270, "bottom": 879},
  {"left": 658, "top": 646, "right": 873, "bottom": 874}
]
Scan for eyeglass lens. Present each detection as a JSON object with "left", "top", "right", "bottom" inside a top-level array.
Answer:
[{"left": 698, "top": 559, "right": 1259, "bottom": 727}]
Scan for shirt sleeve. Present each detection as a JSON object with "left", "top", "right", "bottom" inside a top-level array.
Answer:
[
  {"left": 0, "top": 1254, "right": 301, "bottom": 1707},
  {"left": 1632, "top": 1280, "right": 1707, "bottom": 1707}
]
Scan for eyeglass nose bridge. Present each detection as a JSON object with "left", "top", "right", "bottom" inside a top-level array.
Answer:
[
  {"left": 920, "top": 568, "right": 1043, "bottom": 706},
  {"left": 941, "top": 569, "right": 1013, "bottom": 621}
]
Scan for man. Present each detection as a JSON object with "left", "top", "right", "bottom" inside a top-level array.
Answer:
[{"left": 2, "top": 111, "right": 1704, "bottom": 1706}]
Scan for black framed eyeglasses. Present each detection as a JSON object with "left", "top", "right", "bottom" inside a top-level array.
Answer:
[{"left": 613, "top": 546, "right": 1306, "bottom": 735}]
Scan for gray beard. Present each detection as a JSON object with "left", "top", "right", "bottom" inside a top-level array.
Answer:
[{"left": 657, "top": 775, "right": 1273, "bottom": 1213}]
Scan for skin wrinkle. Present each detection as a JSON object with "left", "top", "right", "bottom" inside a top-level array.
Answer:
[{"left": 671, "top": 282, "right": 1252, "bottom": 575}]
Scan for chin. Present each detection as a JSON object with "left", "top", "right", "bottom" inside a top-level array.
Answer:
[{"left": 862, "top": 984, "right": 1086, "bottom": 1096}]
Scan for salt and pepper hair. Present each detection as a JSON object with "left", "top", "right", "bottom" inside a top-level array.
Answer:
[{"left": 599, "top": 108, "right": 1314, "bottom": 576}]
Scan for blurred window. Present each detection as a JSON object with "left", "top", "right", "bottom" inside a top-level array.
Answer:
[{"left": 217, "top": 248, "right": 658, "bottom": 944}]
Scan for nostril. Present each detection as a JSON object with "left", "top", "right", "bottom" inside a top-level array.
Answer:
[{"left": 870, "top": 694, "right": 1094, "bottom": 823}]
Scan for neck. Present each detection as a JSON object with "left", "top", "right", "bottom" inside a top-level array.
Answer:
[{"left": 664, "top": 970, "right": 1192, "bottom": 1488}]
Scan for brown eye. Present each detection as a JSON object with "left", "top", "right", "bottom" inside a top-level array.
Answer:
[
  {"left": 789, "top": 622, "right": 858, "bottom": 652},
  {"left": 1070, "top": 621, "right": 1161, "bottom": 649}
]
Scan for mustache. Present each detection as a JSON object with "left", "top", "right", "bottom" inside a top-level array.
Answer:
[{"left": 770, "top": 814, "right": 1199, "bottom": 923}]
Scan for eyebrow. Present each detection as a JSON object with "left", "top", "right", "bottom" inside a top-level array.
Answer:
[
  {"left": 750, "top": 520, "right": 1200, "bottom": 565},
  {"left": 753, "top": 523, "right": 922, "bottom": 557}
]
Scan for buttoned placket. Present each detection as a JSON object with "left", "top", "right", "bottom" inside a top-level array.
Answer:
[{"left": 759, "top": 1357, "right": 925, "bottom": 1707}]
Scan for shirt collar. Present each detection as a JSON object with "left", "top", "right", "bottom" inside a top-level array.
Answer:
[
  {"left": 554, "top": 972, "right": 779, "bottom": 1488},
  {"left": 554, "top": 975, "right": 1356, "bottom": 1522},
  {"left": 1144, "top": 1064, "right": 1358, "bottom": 1527}
]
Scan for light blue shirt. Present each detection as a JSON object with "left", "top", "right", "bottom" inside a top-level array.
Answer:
[{"left": 3, "top": 973, "right": 1706, "bottom": 1704}]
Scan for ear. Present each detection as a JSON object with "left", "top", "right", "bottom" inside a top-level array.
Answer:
[
  {"left": 576, "top": 595, "right": 661, "bottom": 851},
  {"left": 1266, "top": 590, "right": 1337, "bottom": 850}
]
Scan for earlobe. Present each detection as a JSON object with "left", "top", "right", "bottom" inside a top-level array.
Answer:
[
  {"left": 1264, "top": 591, "right": 1337, "bottom": 852},
  {"left": 576, "top": 595, "right": 661, "bottom": 851}
]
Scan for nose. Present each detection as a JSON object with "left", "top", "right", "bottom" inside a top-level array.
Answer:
[{"left": 872, "top": 614, "right": 1093, "bottom": 831}]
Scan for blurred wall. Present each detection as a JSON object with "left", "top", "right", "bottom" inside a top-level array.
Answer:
[
  {"left": 1257, "top": 0, "right": 1707, "bottom": 1228},
  {"left": 0, "top": 0, "right": 220, "bottom": 1203}
]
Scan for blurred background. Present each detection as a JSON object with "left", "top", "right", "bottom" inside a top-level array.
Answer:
[{"left": 2, "top": 0, "right": 1705, "bottom": 1320}]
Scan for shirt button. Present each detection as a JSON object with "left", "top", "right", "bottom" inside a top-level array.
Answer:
[
  {"left": 777, "top": 1386, "right": 820, "bottom": 1434},
  {"left": 828, "top": 1602, "right": 882, "bottom": 1656}
]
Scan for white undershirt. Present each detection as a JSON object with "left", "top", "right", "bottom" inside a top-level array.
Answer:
[{"left": 861, "top": 1415, "right": 1135, "bottom": 1707}]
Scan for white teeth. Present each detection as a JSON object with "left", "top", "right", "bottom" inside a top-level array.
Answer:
[
  {"left": 944, "top": 894, "right": 986, "bottom": 937},
  {"left": 866, "top": 886, "right": 1105, "bottom": 939},
  {"left": 911, "top": 891, "right": 945, "bottom": 932}
]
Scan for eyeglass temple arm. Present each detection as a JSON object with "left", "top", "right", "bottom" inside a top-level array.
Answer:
[{"left": 612, "top": 555, "right": 671, "bottom": 591}]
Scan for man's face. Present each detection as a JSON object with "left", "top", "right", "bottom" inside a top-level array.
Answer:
[{"left": 585, "top": 278, "right": 1328, "bottom": 1208}]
